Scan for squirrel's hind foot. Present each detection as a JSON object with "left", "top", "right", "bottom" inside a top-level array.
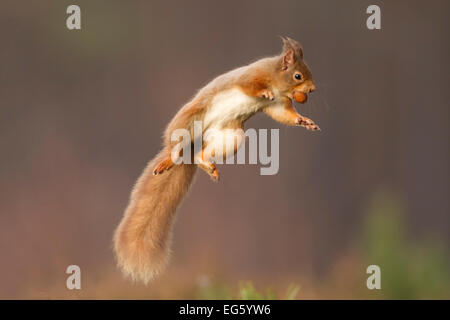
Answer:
[
  {"left": 153, "top": 158, "right": 174, "bottom": 175},
  {"left": 209, "top": 166, "right": 220, "bottom": 182},
  {"left": 196, "top": 160, "right": 220, "bottom": 182}
]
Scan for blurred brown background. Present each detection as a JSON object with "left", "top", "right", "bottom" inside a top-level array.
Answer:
[{"left": 0, "top": 0, "right": 449, "bottom": 299}]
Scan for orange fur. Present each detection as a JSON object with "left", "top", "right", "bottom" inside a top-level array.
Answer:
[
  {"left": 113, "top": 37, "right": 319, "bottom": 283},
  {"left": 114, "top": 148, "right": 197, "bottom": 283}
]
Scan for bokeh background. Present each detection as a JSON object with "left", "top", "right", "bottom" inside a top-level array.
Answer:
[{"left": 0, "top": 0, "right": 449, "bottom": 299}]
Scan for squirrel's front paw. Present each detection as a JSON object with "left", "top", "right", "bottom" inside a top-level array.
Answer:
[
  {"left": 258, "top": 89, "right": 275, "bottom": 101},
  {"left": 296, "top": 116, "right": 320, "bottom": 131}
]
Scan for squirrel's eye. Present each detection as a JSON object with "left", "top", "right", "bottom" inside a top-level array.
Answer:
[{"left": 294, "top": 73, "right": 302, "bottom": 81}]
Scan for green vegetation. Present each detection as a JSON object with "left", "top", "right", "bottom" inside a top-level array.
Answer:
[
  {"left": 361, "top": 191, "right": 450, "bottom": 299},
  {"left": 195, "top": 191, "right": 450, "bottom": 300}
]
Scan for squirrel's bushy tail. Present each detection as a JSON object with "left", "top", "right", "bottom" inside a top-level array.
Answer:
[{"left": 113, "top": 149, "right": 197, "bottom": 283}]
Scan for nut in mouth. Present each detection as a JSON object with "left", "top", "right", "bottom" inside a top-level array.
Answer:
[{"left": 293, "top": 91, "right": 308, "bottom": 104}]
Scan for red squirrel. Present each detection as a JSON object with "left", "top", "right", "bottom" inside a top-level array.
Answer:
[{"left": 113, "top": 37, "right": 319, "bottom": 283}]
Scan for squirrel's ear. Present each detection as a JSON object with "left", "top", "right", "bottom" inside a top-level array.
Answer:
[
  {"left": 281, "top": 49, "right": 295, "bottom": 70},
  {"left": 280, "top": 36, "right": 303, "bottom": 69}
]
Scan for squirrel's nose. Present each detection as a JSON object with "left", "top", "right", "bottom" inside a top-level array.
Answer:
[{"left": 309, "top": 84, "right": 316, "bottom": 93}]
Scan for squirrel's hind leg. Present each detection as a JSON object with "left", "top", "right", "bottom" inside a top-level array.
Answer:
[{"left": 194, "top": 126, "right": 244, "bottom": 181}]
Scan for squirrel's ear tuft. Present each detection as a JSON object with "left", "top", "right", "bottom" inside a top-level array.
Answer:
[{"left": 280, "top": 36, "right": 303, "bottom": 69}]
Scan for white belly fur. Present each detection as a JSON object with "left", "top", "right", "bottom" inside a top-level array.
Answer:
[
  {"left": 202, "top": 88, "right": 283, "bottom": 161},
  {"left": 204, "top": 88, "right": 270, "bottom": 129}
]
